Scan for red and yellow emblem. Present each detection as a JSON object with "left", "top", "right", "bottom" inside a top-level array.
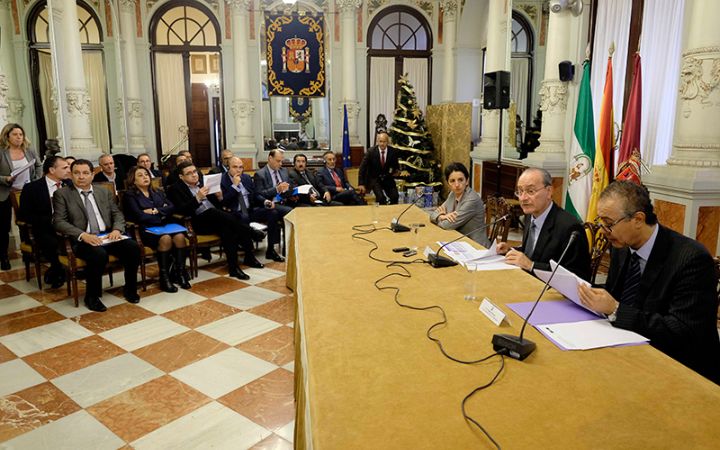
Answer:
[{"left": 282, "top": 36, "right": 310, "bottom": 74}]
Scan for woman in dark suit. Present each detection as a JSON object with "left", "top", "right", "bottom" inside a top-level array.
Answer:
[
  {"left": 123, "top": 166, "right": 190, "bottom": 292},
  {"left": 0, "top": 123, "right": 43, "bottom": 270}
]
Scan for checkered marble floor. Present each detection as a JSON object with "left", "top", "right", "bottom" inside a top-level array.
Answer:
[{"left": 0, "top": 251, "right": 295, "bottom": 450}]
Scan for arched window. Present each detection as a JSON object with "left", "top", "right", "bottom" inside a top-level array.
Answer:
[
  {"left": 150, "top": 2, "right": 222, "bottom": 168},
  {"left": 27, "top": 1, "right": 110, "bottom": 156},
  {"left": 366, "top": 6, "right": 432, "bottom": 146},
  {"left": 511, "top": 11, "right": 534, "bottom": 135}
]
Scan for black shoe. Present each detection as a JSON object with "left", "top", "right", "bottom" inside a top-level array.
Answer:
[
  {"left": 50, "top": 274, "right": 66, "bottom": 289},
  {"left": 84, "top": 296, "right": 107, "bottom": 312},
  {"left": 229, "top": 269, "right": 250, "bottom": 280},
  {"left": 243, "top": 256, "right": 264, "bottom": 269},
  {"left": 0, "top": 259, "right": 10, "bottom": 271},
  {"left": 265, "top": 249, "right": 285, "bottom": 262},
  {"left": 123, "top": 289, "right": 140, "bottom": 304},
  {"left": 200, "top": 248, "right": 212, "bottom": 262}
]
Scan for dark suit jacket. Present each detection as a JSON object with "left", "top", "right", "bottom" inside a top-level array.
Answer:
[
  {"left": 220, "top": 172, "right": 265, "bottom": 212},
  {"left": 358, "top": 146, "right": 399, "bottom": 188},
  {"left": 288, "top": 168, "right": 326, "bottom": 195},
  {"left": 208, "top": 166, "right": 228, "bottom": 175},
  {"left": 520, "top": 202, "right": 590, "bottom": 281},
  {"left": 122, "top": 189, "right": 175, "bottom": 227},
  {"left": 93, "top": 171, "right": 120, "bottom": 190},
  {"left": 606, "top": 225, "right": 720, "bottom": 383},
  {"left": 316, "top": 166, "right": 353, "bottom": 194},
  {"left": 253, "top": 165, "right": 293, "bottom": 200},
  {"left": 166, "top": 181, "right": 220, "bottom": 218},
  {"left": 19, "top": 177, "right": 55, "bottom": 227},
  {"left": 53, "top": 185, "right": 126, "bottom": 240}
]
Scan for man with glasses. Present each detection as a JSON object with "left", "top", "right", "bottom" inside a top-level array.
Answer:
[
  {"left": 578, "top": 181, "right": 719, "bottom": 384},
  {"left": 497, "top": 167, "right": 590, "bottom": 280}
]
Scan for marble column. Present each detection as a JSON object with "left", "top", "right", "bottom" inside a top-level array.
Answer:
[
  {"left": 644, "top": 0, "right": 720, "bottom": 253},
  {"left": 58, "top": 0, "right": 99, "bottom": 157},
  {"left": 0, "top": 0, "right": 24, "bottom": 124},
  {"left": 117, "top": 0, "right": 146, "bottom": 154},
  {"left": 526, "top": 7, "right": 573, "bottom": 170},
  {"left": 337, "top": 0, "right": 362, "bottom": 146},
  {"left": 227, "top": 0, "right": 256, "bottom": 156},
  {"left": 441, "top": 0, "right": 459, "bottom": 103}
]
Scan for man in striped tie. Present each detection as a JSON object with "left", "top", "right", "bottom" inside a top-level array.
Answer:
[{"left": 578, "top": 181, "right": 720, "bottom": 384}]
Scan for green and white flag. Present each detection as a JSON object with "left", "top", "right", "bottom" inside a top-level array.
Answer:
[{"left": 565, "top": 60, "right": 595, "bottom": 221}]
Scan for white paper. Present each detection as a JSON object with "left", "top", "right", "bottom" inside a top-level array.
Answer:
[
  {"left": 204, "top": 173, "right": 222, "bottom": 194},
  {"left": 296, "top": 184, "right": 313, "bottom": 195},
  {"left": 436, "top": 240, "right": 498, "bottom": 265},
  {"left": 10, "top": 158, "right": 35, "bottom": 177},
  {"left": 538, "top": 319, "right": 649, "bottom": 350},
  {"left": 250, "top": 222, "right": 268, "bottom": 231},
  {"left": 98, "top": 234, "right": 130, "bottom": 246},
  {"left": 534, "top": 260, "right": 603, "bottom": 316}
]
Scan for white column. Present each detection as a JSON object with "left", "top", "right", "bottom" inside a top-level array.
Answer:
[
  {"left": 58, "top": 0, "right": 98, "bottom": 157},
  {"left": 441, "top": 0, "right": 459, "bottom": 103},
  {"left": 337, "top": 0, "right": 362, "bottom": 145},
  {"left": 526, "top": 7, "right": 573, "bottom": 167},
  {"left": 227, "top": 0, "right": 256, "bottom": 153},
  {"left": 117, "top": 0, "right": 145, "bottom": 154},
  {"left": 0, "top": 0, "right": 24, "bottom": 124},
  {"left": 472, "top": 0, "right": 511, "bottom": 160}
]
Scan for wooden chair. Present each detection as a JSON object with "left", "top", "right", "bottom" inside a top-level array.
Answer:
[
  {"left": 714, "top": 256, "right": 720, "bottom": 321},
  {"left": 485, "top": 195, "right": 511, "bottom": 243},
  {"left": 150, "top": 177, "right": 163, "bottom": 191},
  {"left": 584, "top": 221, "right": 610, "bottom": 285},
  {"left": 117, "top": 191, "right": 154, "bottom": 290},
  {"left": 9, "top": 190, "right": 44, "bottom": 289},
  {"left": 174, "top": 215, "right": 223, "bottom": 278},
  {"left": 58, "top": 234, "right": 122, "bottom": 307}
]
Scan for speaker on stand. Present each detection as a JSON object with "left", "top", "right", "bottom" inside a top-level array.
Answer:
[{"left": 483, "top": 71, "right": 511, "bottom": 197}]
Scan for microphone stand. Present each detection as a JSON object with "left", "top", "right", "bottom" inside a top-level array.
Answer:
[{"left": 391, "top": 198, "right": 423, "bottom": 232}]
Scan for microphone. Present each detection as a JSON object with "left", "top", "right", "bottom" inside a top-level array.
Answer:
[
  {"left": 391, "top": 197, "right": 423, "bottom": 232},
  {"left": 428, "top": 214, "right": 510, "bottom": 268},
  {"left": 491, "top": 230, "right": 581, "bottom": 360}
]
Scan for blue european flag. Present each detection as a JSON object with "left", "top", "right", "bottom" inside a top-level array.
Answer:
[{"left": 342, "top": 104, "right": 351, "bottom": 168}]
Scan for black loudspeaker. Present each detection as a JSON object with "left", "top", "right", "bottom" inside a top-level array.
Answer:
[
  {"left": 483, "top": 71, "right": 511, "bottom": 110},
  {"left": 559, "top": 60, "right": 575, "bottom": 81}
]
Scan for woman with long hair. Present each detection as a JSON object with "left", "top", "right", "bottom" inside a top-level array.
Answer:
[
  {"left": 123, "top": 166, "right": 190, "bottom": 292},
  {"left": 0, "top": 123, "right": 43, "bottom": 270}
]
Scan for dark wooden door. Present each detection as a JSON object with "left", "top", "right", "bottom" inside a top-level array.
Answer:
[{"left": 190, "top": 83, "right": 211, "bottom": 168}]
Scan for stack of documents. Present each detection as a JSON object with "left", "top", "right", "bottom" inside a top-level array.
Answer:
[{"left": 433, "top": 241, "right": 520, "bottom": 271}]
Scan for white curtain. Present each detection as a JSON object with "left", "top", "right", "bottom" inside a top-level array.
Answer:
[
  {"left": 639, "top": 0, "right": 685, "bottom": 165},
  {"left": 155, "top": 53, "right": 188, "bottom": 152},
  {"left": 82, "top": 52, "right": 110, "bottom": 150},
  {"left": 369, "top": 57, "right": 395, "bottom": 141},
  {"left": 38, "top": 51, "right": 58, "bottom": 139},
  {"left": 403, "top": 58, "right": 428, "bottom": 113},
  {"left": 511, "top": 57, "right": 529, "bottom": 129},
  {"left": 590, "top": 0, "right": 632, "bottom": 171}
]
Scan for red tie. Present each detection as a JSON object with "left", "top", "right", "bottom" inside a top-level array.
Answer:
[
  {"left": 380, "top": 150, "right": 385, "bottom": 167},
  {"left": 330, "top": 170, "right": 342, "bottom": 189},
  {"left": 55, "top": 182, "right": 62, "bottom": 189}
]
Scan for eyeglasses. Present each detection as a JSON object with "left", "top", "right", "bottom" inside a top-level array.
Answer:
[
  {"left": 514, "top": 186, "right": 548, "bottom": 198},
  {"left": 595, "top": 215, "right": 630, "bottom": 233}
]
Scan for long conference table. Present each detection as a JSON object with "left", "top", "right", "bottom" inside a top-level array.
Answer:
[{"left": 285, "top": 205, "right": 720, "bottom": 449}]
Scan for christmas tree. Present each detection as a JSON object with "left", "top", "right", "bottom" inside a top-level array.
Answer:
[{"left": 388, "top": 75, "right": 442, "bottom": 189}]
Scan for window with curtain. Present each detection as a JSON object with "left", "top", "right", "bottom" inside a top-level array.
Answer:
[
  {"left": 27, "top": 0, "right": 111, "bottom": 157},
  {"left": 366, "top": 6, "right": 432, "bottom": 146},
  {"left": 511, "top": 11, "right": 534, "bottom": 136}
]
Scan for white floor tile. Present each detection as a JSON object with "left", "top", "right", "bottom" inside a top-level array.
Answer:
[
  {"left": 170, "top": 348, "right": 276, "bottom": 399},
  {"left": 191, "top": 269, "right": 221, "bottom": 283},
  {"left": 45, "top": 293, "right": 126, "bottom": 318},
  {"left": 99, "top": 316, "right": 189, "bottom": 352},
  {"left": 213, "top": 286, "right": 283, "bottom": 310},
  {"left": 0, "top": 294, "right": 42, "bottom": 316},
  {"left": 196, "top": 312, "right": 280, "bottom": 346},
  {"left": 0, "top": 409, "right": 125, "bottom": 450},
  {"left": 237, "top": 268, "right": 285, "bottom": 286},
  {"left": 52, "top": 353, "right": 163, "bottom": 408},
  {"left": 138, "top": 290, "right": 206, "bottom": 314},
  {"left": 8, "top": 279, "right": 44, "bottom": 294},
  {"left": 276, "top": 420, "right": 295, "bottom": 443},
  {"left": 0, "top": 359, "right": 46, "bottom": 396},
  {"left": 0, "top": 319, "right": 93, "bottom": 357},
  {"left": 131, "top": 402, "right": 270, "bottom": 450}
]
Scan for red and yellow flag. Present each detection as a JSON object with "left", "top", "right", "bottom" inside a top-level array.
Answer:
[
  {"left": 586, "top": 53, "right": 615, "bottom": 223},
  {"left": 616, "top": 53, "right": 642, "bottom": 184}
]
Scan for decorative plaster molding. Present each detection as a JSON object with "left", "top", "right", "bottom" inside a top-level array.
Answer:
[
  {"left": 51, "top": 88, "right": 59, "bottom": 115},
  {"left": 515, "top": 4, "right": 538, "bottom": 22},
  {"left": 440, "top": 0, "right": 459, "bottom": 19},
  {"left": 7, "top": 98, "right": 24, "bottom": 121},
  {"left": 667, "top": 157, "right": 720, "bottom": 168},
  {"left": 336, "top": 0, "right": 362, "bottom": 13},
  {"left": 0, "top": 75, "right": 8, "bottom": 106},
  {"left": 226, "top": 0, "right": 250, "bottom": 13},
  {"left": 127, "top": 99, "right": 144, "bottom": 119},
  {"left": 118, "top": 0, "right": 136, "bottom": 12},
  {"left": 538, "top": 80, "right": 568, "bottom": 114},
  {"left": 231, "top": 99, "right": 255, "bottom": 119},
  {"left": 678, "top": 56, "right": 720, "bottom": 118},
  {"left": 0, "top": 0, "right": 9, "bottom": 11},
  {"left": 682, "top": 46, "right": 720, "bottom": 58},
  {"left": 339, "top": 101, "right": 360, "bottom": 118},
  {"left": 66, "top": 88, "right": 91, "bottom": 117}
]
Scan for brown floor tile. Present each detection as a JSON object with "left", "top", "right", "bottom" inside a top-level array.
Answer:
[
  {"left": 218, "top": 368, "right": 294, "bottom": 432},
  {"left": 87, "top": 375, "right": 211, "bottom": 443},
  {"left": 189, "top": 277, "right": 248, "bottom": 298},
  {"left": 162, "top": 300, "right": 242, "bottom": 329},
  {"left": 74, "top": 303, "right": 155, "bottom": 334},
  {"left": 139, "top": 284, "right": 164, "bottom": 299},
  {"left": 27, "top": 287, "right": 73, "bottom": 305},
  {"left": 0, "top": 343, "right": 16, "bottom": 363},
  {"left": 0, "top": 269, "right": 28, "bottom": 283},
  {"left": 249, "top": 296, "right": 294, "bottom": 325},
  {"left": 256, "top": 277, "right": 292, "bottom": 295},
  {"left": 250, "top": 433, "right": 293, "bottom": 450},
  {"left": 236, "top": 326, "right": 294, "bottom": 366},
  {"left": 133, "top": 330, "right": 229, "bottom": 373},
  {"left": 0, "top": 285, "right": 22, "bottom": 300},
  {"left": 0, "top": 382, "right": 81, "bottom": 442},
  {"left": 264, "top": 261, "right": 287, "bottom": 272},
  {"left": 23, "top": 335, "right": 126, "bottom": 379},
  {"left": 0, "top": 306, "right": 65, "bottom": 337},
  {"left": 203, "top": 261, "right": 230, "bottom": 275}
]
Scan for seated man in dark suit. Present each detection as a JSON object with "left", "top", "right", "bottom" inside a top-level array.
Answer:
[
  {"left": 316, "top": 151, "right": 365, "bottom": 206},
  {"left": 220, "top": 157, "right": 284, "bottom": 262},
  {"left": 253, "top": 149, "right": 295, "bottom": 214},
  {"left": 579, "top": 181, "right": 720, "bottom": 384},
  {"left": 93, "top": 153, "right": 120, "bottom": 191},
  {"left": 166, "top": 161, "right": 264, "bottom": 280},
  {"left": 19, "top": 155, "right": 71, "bottom": 288},
  {"left": 358, "top": 132, "right": 400, "bottom": 204},
  {"left": 137, "top": 153, "right": 162, "bottom": 179},
  {"left": 288, "top": 153, "right": 334, "bottom": 205},
  {"left": 53, "top": 159, "right": 141, "bottom": 312},
  {"left": 497, "top": 167, "right": 590, "bottom": 280},
  {"left": 209, "top": 149, "right": 234, "bottom": 175}
]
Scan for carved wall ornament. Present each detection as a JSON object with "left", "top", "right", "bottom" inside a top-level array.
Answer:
[
  {"left": 7, "top": 98, "right": 25, "bottom": 121},
  {"left": 51, "top": 88, "right": 59, "bottom": 115},
  {"left": 0, "top": 74, "right": 8, "bottom": 106},
  {"left": 127, "top": 99, "right": 144, "bottom": 119},
  {"left": 339, "top": 101, "right": 361, "bottom": 118},
  {"left": 336, "top": 0, "right": 362, "bottom": 13},
  {"left": 231, "top": 99, "right": 255, "bottom": 118},
  {"left": 226, "top": 0, "right": 250, "bottom": 13},
  {"left": 515, "top": 3, "right": 538, "bottom": 23},
  {"left": 440, "top": 0, "right": 459, "bottom": 18},
  {"left": 538, "top": 80, "right": 568, "bottom": 114},
  {"left": 415, "top": 1, "right": 434, "bottom": 18},
  {"left": 118, "top": 0, "right": 136, "bottom": 12},
  {"left": 367, "top": 0, "right": 388, "bottom": 15},
  {"left": 66, "top": 88, "right": 91, "bottom": 117},
  {"left": 678, "top": 55, "right": 720, "bottom": 118}
]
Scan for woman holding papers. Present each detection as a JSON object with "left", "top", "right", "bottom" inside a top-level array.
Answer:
[
  {"left": 123, "top": 166, "right": 190, "bottom": 292},
  {"left": 0, "top": 123, "right": 42, "bottom": 270},
  {"left": 429, "top": 162, "right": 490, "bottom": 248}
]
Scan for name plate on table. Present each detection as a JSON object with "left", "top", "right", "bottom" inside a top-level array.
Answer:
[{"left": 479, "top": 298, "right": 506, "bottom": 326}]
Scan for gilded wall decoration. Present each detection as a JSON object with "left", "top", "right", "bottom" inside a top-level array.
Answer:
[{"left": 515, "top": 3, "right": 538, "bottom": 22}]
